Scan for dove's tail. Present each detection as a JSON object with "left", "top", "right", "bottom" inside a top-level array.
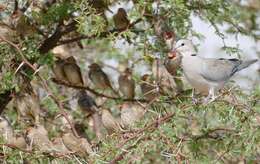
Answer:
[{"left": 237, "top": 59, "right": 258, "bottom": 72}]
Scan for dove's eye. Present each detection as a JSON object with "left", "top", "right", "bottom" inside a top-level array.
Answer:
[{"left": 181, "top": 43, "right": 185, "bottom": 46}]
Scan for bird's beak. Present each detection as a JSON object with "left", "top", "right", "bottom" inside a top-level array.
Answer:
[
  {"left": 168, "top": 49, "right": 177, "bottom": 59},
  {"left": 168, "top": 44, "right": 183, "bottom": 59}
]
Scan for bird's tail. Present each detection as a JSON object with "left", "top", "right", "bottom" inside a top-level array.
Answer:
[{"left": 237, "top": 59, "right": 258, "bottom": 72}]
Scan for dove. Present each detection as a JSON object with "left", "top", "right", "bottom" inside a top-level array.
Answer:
[
  {"left": 113, "top": 8, "right": 130, "bottom": 31},
  {"left": 88, "top": 63, "right": 118, "bottom": 95},
  {"left": 118, "top": 68, "right": 135, "bottom": 99},
  {"left": 168, "top": 39, "right": 258, "bottom": 102}
]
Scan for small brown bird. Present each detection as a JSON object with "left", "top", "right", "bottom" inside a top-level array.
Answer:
[
  {"left": 163, "top": 31, "right": 176, "bottom": 50},
  {"left": 113, "top": 8, "right": 130, "bottom": 30},
  {"left": 77, "top": 90, "right": 103, "bottom": 140},
  {"left": 52, "top": 57, "right": 67, "bottom": 82},
  {"left": 0, "top": 116, "right": 28, "bottom": 149},
  {"left": 118, "top": 68, "right": 135, "bottom": 99},
  {"left": 164, "top": 53, "right": 184, "bottom": 92},
  {"left": 63, "top": 56, "right": 84, "bottom": 86},
  {"left": 0, "top": 116, "right": 14, "bottom": 141},
  {"left": 120, "top": 102, "right": 145, "bottom": 127},
  {"left": 62, "top": 132, "right": 93, "bottom": 156},
  {"left": 164, "top": 53, "right": 182, "bottom": 76},
  {"left": 88, "top": 63, "right": 118, "bottom": 95},
  {"left": 88, "top": 0, "right": 113, "bottom": 13},
  {"left": 140, "top": 74, "right": 159, "bottom": 101},
  {"left": 25, "top": 125, "right": 54, "bottom": 152},
  {"left": 77, "top": 90, "right": 99, "bottom": 115},
  {"left": 52, "top": 137, "right": 72, "bottom": 155},
  {"left": 101, "top": 108, "right": 122, "bottom": 134},
  {"left": 14, "top": 93, "right": 40, "bottom": 125},
  {"left": 9, "top": 135, "right": 28, "bottom": 150}
]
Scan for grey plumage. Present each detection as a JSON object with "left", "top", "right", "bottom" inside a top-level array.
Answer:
[{"left": 200, "top": 58, "right": 258, "bottom": 82}]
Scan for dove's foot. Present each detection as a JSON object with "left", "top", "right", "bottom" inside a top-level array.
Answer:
[
  {"left": 203, "top": 96, "right": 217, "bottom": 105},
  {"left": 192, "top": 97, "right": 199, "bottom": 105}
]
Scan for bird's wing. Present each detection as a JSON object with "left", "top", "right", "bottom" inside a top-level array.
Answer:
[{"left": 200, "top": 58, "right": 242, "bottom": 82}]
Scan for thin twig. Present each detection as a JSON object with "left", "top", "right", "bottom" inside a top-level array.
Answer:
[
  {"left": 52, "top": 78, "right": 147, "bottom": 102},
  {"left": 0, "top": 36, "right": 79, "bottom": 138}
]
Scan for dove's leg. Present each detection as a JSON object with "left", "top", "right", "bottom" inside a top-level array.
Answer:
[
  {"left": 191, "top": 88, "right": 199, "bottom": 104},
  {"left": 203, "top": 87, "right": 216, "bottom": 104}
]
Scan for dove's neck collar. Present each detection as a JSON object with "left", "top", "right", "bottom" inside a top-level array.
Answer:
[{"left": 180, "top": 50, "right": 197, "bottom": 57}]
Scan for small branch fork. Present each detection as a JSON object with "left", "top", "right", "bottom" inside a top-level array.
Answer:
[{"left": 0, "top": 36, "right": 79, "bottom": 138}]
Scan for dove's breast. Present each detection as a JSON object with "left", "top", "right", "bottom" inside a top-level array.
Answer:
[{"left": 181, "top": 56, "right": 213, "bottom": 95}]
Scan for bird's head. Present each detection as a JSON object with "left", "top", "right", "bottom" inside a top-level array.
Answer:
[
  {"left": 168, "top": 39, "right": 196, "bottom": 59},
  {"left": 117, "top": 8, "right": 127, "bottom": 16},
  {"left": 89, "top": 63, "right": 101, "bottom": 70},
  {"left": 66, "top": 56, "right": 77, "bottom": 63}
]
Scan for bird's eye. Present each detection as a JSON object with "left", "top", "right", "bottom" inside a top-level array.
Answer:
[{"left": 181, "top": 43, "right": 185, "bottom": 46}]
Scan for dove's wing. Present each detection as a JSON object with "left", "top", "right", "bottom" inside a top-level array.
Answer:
[{"left": 200, "top": 58, "right": 242, "bottom": 82}]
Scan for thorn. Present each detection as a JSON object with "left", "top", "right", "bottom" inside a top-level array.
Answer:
[{"left": 14, "top": 61, "right": 25, "bottom": 74}]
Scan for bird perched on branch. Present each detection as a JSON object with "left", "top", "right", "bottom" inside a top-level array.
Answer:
[
  {"left": 77, "top": 90, "right": 99, "bottom": 115},
  {"left": 113, "top": 8, "right": 130, "bottom": 31},
  {"left": 88, "top": 63, "right": 118, "bottom": 95},
  {"left": 62, "top": 132, "right": 93, "bottom": 156},
  {"left": 101, "top": 108, "right": 122, "bottom": 134},
  {"left": 120, "top": 102, "right": 145, "bottom": 127},
  {"left": 63, "top": 56, "right": 84, "bottom": 86},
  {"left": 77, "top": 90, "right": 103, "bottom": 140},
  {"left": 14, "top": 93, "right": 40, "bottom": 125},
  {"left": 52, "top": 57, "right": 67, "bottom": 82},
  {"left": 140, "top": 74, "right": 159, "bottom": 101},
  {"left": 88, "top": 0, "right": 113, "bottom": 13},
  {"left": 25, "top": 125, "right": 54, "bottom": 152},
  {"left": 118, "top": 68, "right": 135, "bottom": 99},
  {"left": 168, "top": 39, "right": 258, "bottom": 103}
]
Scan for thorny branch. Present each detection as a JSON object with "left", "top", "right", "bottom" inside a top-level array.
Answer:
[
  {"left": 52, "top": 78, "right": 147, "bottom": 102},
  {"left": 57, "top": 18, "right": 143, "bottom": 46},
  {"left": 0, "top": 36, "right": 79, "bottom": 138}
]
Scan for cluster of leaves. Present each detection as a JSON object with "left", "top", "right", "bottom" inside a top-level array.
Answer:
[{"left": 0, "top": 0, "right": 259, "bottom": 163}]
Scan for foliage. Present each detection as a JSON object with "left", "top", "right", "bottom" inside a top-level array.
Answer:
[{"left": 0, "top": 0, "right": 259, "bottom": 163}]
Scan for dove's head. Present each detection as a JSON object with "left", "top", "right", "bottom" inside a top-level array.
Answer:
[{"left": 168, "top": 39, "right": 196, "bottom": 59}]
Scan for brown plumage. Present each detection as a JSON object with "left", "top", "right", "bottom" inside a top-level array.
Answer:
[
  {"left": 140, "top": 74, "right": 159, "bottom": 101},
  {"left": 164, "top": 53, "right": 182, "bottom": 76},
  {"left": 120, "top": 102, "right": 145, "bottom": 127},
  {"left": 25, "top": 125, "right": 54, "bottom": 152},
  {"left": 88, "top": 63, "right": 118, "bottom": 95},
  {"left": 164, "top": 54, "right": 184, "bottom": 93},
  {"left": 88, "top": 0, "right": 112, "bottom": 13},
  {"left": 63, "top": 56, "right": 84, "bottom": 86},
  {"left": 77, "top": 90, "right": 103, "bottom": 140},
  {"left": 118, "top": 68, "right": 135, "bottom": 99},
  {"left": 52, "top": 57, "right": 67, "bottom": 81},
  {"left": 77, "top": 90, "right": 99, "bottom": 115},
  {"left": 113, "top": 8, "right": 130, "bottom": 30},
  {"left": 101, "top": 108, "right": 122, "bottom": 134},
  {"left": 14, "top": 93, "right": 40, "bottom": 124},
  {"left": 62, "top": 132, "right": 93, "bottom": 156}
]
